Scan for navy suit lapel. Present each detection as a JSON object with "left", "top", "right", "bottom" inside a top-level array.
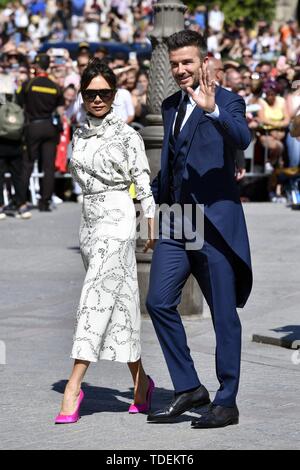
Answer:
[
  {"left": 164, "top": 92, "right": 180, "bottom": 140},
  {"left": 161, "top": 92, "right": 180, "bottom": 167}
]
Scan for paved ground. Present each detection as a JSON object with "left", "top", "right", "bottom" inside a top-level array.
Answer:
[{"left": 0, "top": 202, "right": 299, "bottom": 450}]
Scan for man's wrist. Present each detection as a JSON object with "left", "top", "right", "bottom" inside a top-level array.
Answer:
[
  {"left": 204, "top": 104, "right": 216, "bottom": 114},
  {"left": 205, "top": 104, "right": 220, "bottom": 119}
]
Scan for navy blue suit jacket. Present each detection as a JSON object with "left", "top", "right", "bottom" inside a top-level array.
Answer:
[{"left": 151, "top": 86, "right": 253, "bottom": 308}]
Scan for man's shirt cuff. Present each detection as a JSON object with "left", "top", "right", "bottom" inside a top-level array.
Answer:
[{"left": 205, "top": 104, "right": 220, "bottom": 119}]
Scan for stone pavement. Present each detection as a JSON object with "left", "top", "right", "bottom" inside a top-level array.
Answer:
[{"left": 0, "top": 202, "right": 299, "bottom": 450}]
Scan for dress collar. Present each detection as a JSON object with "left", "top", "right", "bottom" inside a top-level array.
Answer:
[{"left": 77, "top": 109, "right": 121, "bottom": 139}]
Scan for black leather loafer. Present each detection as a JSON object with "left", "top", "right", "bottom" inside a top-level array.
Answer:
[
  {"left": 147, "top": 385, "right": 210, "bottom": 423},
  {"left": 191, "top": 404, "right": 239, "bottom": 428}
]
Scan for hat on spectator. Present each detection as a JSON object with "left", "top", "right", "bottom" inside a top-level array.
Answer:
[
  {"left": 78, "top": 41, "right": 90, "bottom": 51},
  {"left": 34, "top": 53, "right": 50, "bottom": 70},
  {"left": 31, "top": 15, "right": 40, "bottom": 25},
  {"left": 64, "top": 73, "right": 80, "bottom": 89}
]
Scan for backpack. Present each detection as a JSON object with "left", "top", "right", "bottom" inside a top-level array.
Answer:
[{"left": 0, "top": 97, "right": 25, "bottom": 141}]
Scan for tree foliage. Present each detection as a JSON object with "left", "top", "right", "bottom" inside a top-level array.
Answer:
[
  {"left": 187, "top": 0, "right": 276, "bottom": 27},
  {"left": 0, "top": 0, "right": 10, "bottom": 8}
]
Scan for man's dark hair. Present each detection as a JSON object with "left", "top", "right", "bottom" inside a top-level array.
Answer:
[
  {"left": 95, "top": 46, "right": 108, "bottom": 55},
  {"left": 80, "top": 58, "right": 117, "bottom": 92},
  {"left": 259, "top": 61, "right": 272, "bottom": 68},
  {"left": 238, "top": 65, "right": 250, "bottom": 74},
  {"left": 166, "top": 30, "right": 207, "bottom": 58},
  {"left": 114, "top": 51, "right": 128, "bottom": 63}
]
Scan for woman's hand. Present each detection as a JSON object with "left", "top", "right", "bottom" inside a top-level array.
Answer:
[
  {"left": 143, "top": 217, "right": 156, "bottom": 252},
  {"left": 143, "top": 238, "right": 156, "bottom": 252}
]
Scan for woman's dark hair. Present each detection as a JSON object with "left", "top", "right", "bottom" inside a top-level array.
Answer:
[
  {"left": 80, "top": 58, "right": 117, "bottom": 92},
  {"left": 251, "top": 79, "right": 263, "bottom": 96},
  {"left": 137, "top": 69, "right": 149, "bottom": 80},
  {"left": 166, "top": 30, "right": 207, "bottom": 58},
  {"left": 293, "top": 71, "right": 300, "bottom": 82}
]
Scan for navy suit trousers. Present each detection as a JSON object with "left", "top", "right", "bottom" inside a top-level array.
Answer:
[{"left": 146, "top": 218, "right": 242, "bottom": 407}]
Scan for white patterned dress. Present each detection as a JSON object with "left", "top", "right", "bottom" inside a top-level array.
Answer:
[{"left": 69, "top": 112, "right": 155, "bottom": 363}]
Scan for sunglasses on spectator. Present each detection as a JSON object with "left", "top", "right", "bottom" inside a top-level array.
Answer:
[
  {"left": 242, "top": 54, "right": 252, "bottom": 58},
  {"left": 82, "top": 89, "right": 115, "bottom": 102}
]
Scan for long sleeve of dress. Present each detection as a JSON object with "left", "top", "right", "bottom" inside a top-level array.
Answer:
[{"left": 127, "top": 131, "right": 156, "bottom": 218}]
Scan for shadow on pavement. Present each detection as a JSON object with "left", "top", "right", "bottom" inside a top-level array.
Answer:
[
  {"left": 51, "top": 380, "right": 208, "bottom": 421},
  {"left": 272, "top": 325, "right": 300, "bottom": 347},
  {"left": 67, "top": 246, "right": 81, "bottom": 253}
]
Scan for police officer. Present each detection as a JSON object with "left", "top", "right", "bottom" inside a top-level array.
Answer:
[{"left": 17, "top": 53, "right": 64, "bottom": 211}]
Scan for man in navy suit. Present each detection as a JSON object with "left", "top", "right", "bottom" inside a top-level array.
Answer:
[{"left": 146, "top": 30, "right": 253, "bottom": 428}]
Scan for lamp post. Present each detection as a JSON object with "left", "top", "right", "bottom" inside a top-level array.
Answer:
[
  {"left": 137, "top": 1, "right": 205, "bottom": 317},
  {"left": 140, "top": 0, "right": 187, "bottom": 179}
]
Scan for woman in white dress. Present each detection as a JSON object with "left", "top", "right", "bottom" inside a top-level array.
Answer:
[{"left": 55, "top": 59, "right": 156, "bottom": 424}]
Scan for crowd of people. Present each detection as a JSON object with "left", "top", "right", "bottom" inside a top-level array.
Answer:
[
  {"left": 0, "top": 0, "right": 154, "bottom": 45},
  {"left": 1, "top": 1, "right": 300, "bottom": 220}
]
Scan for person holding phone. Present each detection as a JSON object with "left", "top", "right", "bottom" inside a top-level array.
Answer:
[{"left": 55, "top": 59, "right": 156, "bottom": 424}]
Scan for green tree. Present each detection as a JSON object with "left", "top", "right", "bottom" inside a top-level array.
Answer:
[
  {"left": 0, "top": 0, "right": 10, "bottom": 8},
  {"left": 187, "top": 0, "right": 276, "bottom": 27}
]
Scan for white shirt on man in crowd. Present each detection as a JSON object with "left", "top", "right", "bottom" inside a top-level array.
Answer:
[
  {"left": 208, "top": 7, "right": 224, "bottom": 33},
  {"left": 112, "top": 88, "right": 135, "bottom": 124}
]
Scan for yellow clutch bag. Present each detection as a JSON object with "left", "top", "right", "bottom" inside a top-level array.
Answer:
[{"left": 129, "top": 183, "right": 136, "bottom": 199}]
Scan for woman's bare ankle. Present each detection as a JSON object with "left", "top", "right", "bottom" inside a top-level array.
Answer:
[
  {"left": 134, "top": 375, "right": 149, "bottom": 404},
  {"left": 65, "top": 381, "right": 81, "bottom": 395}
]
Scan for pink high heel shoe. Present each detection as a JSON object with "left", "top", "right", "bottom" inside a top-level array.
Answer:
[
  {"left": 129, "top": 376, "right": 155, "bottom": 414},
  {"left": 55, "top": 389, "right": 84, "bottom": 424}
]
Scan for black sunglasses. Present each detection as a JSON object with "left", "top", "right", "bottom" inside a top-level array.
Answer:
[{"left": 82, "top": 89, "right": 115, "bottom": 102}]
